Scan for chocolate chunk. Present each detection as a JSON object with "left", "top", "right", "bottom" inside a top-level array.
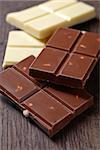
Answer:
[{"left": 30, "top": 28, "right": 99, "bottom": 88}]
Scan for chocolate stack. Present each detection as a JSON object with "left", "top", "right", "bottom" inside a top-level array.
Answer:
[{"left": 0, "top": 27, "right": 99, "bottom": 136}]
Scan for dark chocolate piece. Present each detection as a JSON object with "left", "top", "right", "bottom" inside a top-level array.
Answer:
[
  {"left": 30, "top": 28, "right": 100, "bottom": 88},
  {"left": 73, "top": 32, "right": 100, "bottom": 57},
  {"left": 22, "top": 90, "right": 73, "bottom": 129},
  {"left": 47, "top": 28, "right": 81, "bottom": 51},
  {"left": 0, "top": 68, "right": 39, "bottom": 103},
  {"left": 0, "top": 56, "right": 93, "bottom": 136},
  {"left": 44, "top": 85, "right": 93, "bottom": 116}
]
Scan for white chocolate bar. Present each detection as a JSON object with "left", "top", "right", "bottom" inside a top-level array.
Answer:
[
  {"left": 6, "top": 0, "right": 78, "bottom": 39},
  {"left": 24, "top": 2, "right": 96, "bottom": 39},
  {"left": 6, "top": 1, "right": 96, "bottom": 39},
  {"left": 6, "top": 0, "right": 76, "bottom": 30},
  {"left": 2, "top": 31, "right": 45, "bottom": 68}
]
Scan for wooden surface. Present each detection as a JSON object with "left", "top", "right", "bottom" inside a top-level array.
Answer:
[{"left": 0, "top": 1, "right": 100, "bottom": 150}]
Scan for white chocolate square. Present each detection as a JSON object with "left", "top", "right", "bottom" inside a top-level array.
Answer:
[{"left": 55, "top": 2, "right": 96, "bottom": 26}]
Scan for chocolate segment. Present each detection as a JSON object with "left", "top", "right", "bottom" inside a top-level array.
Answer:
[
  {"left": 0, "top": 56, "right": 93, "bottom": 136},
  {"left": 0, "top": 68, "right": 39, "bottom": 103},
  {"left": 47, "top": 28, "right": 81, "bottom": 51},
  {"left": 22, "top": 90, "right": 73, "bottom": 127},
  {"left": 31, "top": 47, "right": 67, "bottom": 79},
  {"left": 44, "top": 85, "right": 93, "bottom": 116},
  {"left": 30, "top": 28, "right": 99, "bottom": 88},
  {"left": 73, "top": 32, "right": 100, "bottom": 57},
  {"left": 57, "top": 53, "right": 95, "bottom": 87}
]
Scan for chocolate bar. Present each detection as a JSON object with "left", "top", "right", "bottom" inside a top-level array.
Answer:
[
  {"left": 6, "top": 1, "right": 96, "bottom": 39},
  {"left": 2, "top": 31, "right": 45, "bottom": 68},
  {"left": 30, "top": 28, "right": 100, "bottom": 89},
  {"left": 0, "top": 56, "right": 93, "bottom": 136}
]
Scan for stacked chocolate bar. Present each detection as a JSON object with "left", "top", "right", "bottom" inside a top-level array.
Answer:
[
  {"left": 30, "top": 28, "right": 100, "bottom": 89},
  {"left": 0, "top": 27, "right": 99, "bottom": 136},
  {"left": 3, "top": 0, "right": 96, "bottom": 68}
]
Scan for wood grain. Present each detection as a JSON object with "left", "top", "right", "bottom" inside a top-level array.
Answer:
[{"left": 0, "top": 1, "right": 100, "bottom": 150}]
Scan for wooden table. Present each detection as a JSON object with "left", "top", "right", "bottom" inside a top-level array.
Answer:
[{"left": 0, "top": 1, "right": 100, "bottom": 150}]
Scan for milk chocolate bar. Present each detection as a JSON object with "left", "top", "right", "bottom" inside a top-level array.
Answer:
[
  {"left": 0, "top": 56, "right": 93, "bottom": 136},
  {"left": 6, "top": 1, "right": 96, "bottom": 39},
  {"left": 30, "top": 28, "right": 100, "bottom": 89},
  {"left": 2, "top": 31, "right": 45, "bottom": 68}
]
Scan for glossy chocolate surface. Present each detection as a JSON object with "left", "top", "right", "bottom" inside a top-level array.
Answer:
[
  {"left": 30, "top": 28, "right": 100, "bottom": 88},
  {"left": 44, "top": 85, "right": 93, "bottom": 116},
  {"left": 73, "top": 32, "right": 100, "bottom": 57},
  {"left": 0, "top": 68, "right": 39, "bottom": 103},
  {"left": 0, "top": 56, "right": 93, "bottom": 136},
  {"left": 22, "top": 90, "right": 72, "bottom": 127},
  {"left": 47, "top": 28, "right": 81, "bottom": 51}
]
